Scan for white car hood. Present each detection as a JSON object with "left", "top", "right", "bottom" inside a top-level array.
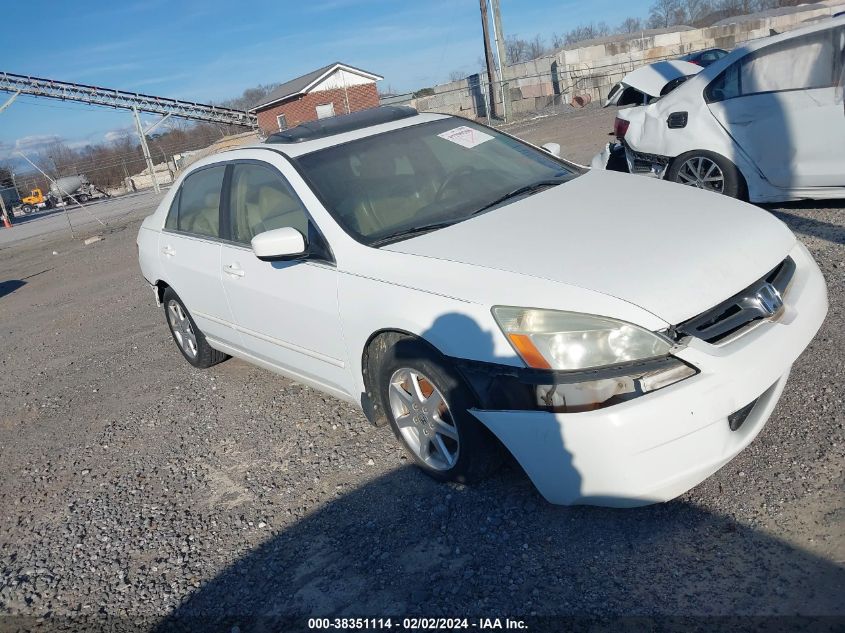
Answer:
[
  {"left": 385, "top": 170, "right": 796, "bottom": 325},
  {"left": 604, "top": 60, "right": 703, "bottom": 106}
]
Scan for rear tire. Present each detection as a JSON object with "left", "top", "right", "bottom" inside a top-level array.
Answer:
[
  {"left": 162, "top": 288, "right": 228, "bottom": 369},
  {"left": 377, "top": 337, "right": 502, "bottom": 484},
  {"left": 667, "top": 151, "right": 742, "bottom": 199}
]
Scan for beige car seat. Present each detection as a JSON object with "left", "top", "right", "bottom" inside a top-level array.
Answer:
[
  {"left": 244, "top": 185, "right": 308, "bottom": 240},
  {"left": 183, "top": 191, "right": 220, "bottom": 237},
  {"left": 343, "top": 154, "right": 424, "bottom": 235}
]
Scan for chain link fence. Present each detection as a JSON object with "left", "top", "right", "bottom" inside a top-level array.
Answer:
[
  {"left": 381, "top": 7, "right": 822, "bottom": 127},
  {"left": 381, "top": 59, "right": 669, "bottom": 128}
]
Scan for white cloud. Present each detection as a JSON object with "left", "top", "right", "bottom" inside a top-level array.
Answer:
[
  {"left": 13, "top": 134, "right": 64, "bottom": 153},
  {"left": 0, "top": 133, "right": 102, "bottom": 164},
  {"left": 104, "top": 127, "right": 134, "bottom": 143}
]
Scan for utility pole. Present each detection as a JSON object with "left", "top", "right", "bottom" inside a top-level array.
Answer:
[
  {"left": 0, "top": 189, "right": 11, "bottom": 228},
  {"left": 132, "top": 106, "right": 160, "bottom": 194},
  {"left": 479, "top": 0, "right": 499, "bottom": 119},
  {"left": 490, "top": 0, "right": 509, "bottom": 121}
]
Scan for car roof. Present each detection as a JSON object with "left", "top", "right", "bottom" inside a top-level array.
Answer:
[
  {"left": 740, "top": 13, "right": 845, "bottom": 54},
  {"left": 173, "top": 111, "right": 456, "bottom": 177},
  {"left": 265, "top": 105, "right": 418, "bottom": 143},
  {"left": 248, "top": 110, "right": 451, "bottom": 159}
]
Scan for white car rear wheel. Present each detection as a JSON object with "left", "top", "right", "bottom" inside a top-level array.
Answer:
[
  {"left": 162, "top": 288, "right": 228, "bottom": 369},
  {"left": 668, "top": 151, "right": 742, "bottom": 199}
]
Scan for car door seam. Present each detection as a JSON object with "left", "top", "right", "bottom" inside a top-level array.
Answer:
[{"left": 193, "top": 309, "right": 345, "bottom": 368}]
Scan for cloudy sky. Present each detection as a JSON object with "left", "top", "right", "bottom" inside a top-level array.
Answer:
[{"left": 0, "top": 0, "right": 651, "bottom": 164}]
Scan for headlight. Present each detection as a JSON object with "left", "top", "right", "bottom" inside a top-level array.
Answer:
[
  {"left": 492, "top": 307, "right": 696, "bottom": 412},
  {"left": 492, "top": 306, "right": 673, "bottom": 371}
]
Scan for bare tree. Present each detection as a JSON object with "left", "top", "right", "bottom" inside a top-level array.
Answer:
[
  {"left": 527, "top": 34, "right": 547, "bottom": 59},
  {"left": 618, "top": 17, "right": 644, "bottom": 33},
  {"left": 505, "top": 35, "right": 529, "bottom": 64},
  {"left": 0, "top": 165, "right": 14, "bottom": 190},
  {"left": 648, "top": 0, "right": 685, "bottom": 28},
  {"left": 564, "top": 22, "right": 611, "bottom": 46},
  {"left": 681, "top": 0, "right": 712, "bottom": 23},
  {"left": 448, "top": 70, "right": 466, "bottom": 83},
  {"left": 220, "top": 83, "right": 281, "bottom": 111}
]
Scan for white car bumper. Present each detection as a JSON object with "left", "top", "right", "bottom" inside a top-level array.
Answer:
[{"left": 472, "top": 243, "right": 828, "bottom": 507}]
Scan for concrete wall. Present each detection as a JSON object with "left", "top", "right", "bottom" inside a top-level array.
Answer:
[{"left": 395, "top": 1, "right": 845, "bottom": 120}]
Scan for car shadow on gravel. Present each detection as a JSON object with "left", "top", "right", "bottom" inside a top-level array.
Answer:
[
  {"left": 153, "top": 316, "right": 844, "bottom": 632},
  {"left": 0, "top": 279, "right": 25, "bottom": 298},
  {"left": 766, "top": 202, "right": 845, "bottom": 246},
  {"left": 152, "top": 465, "right": 845, "bottom": 632}
]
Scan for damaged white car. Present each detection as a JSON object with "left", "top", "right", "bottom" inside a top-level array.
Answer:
[
  {"left": 604, "top": 59, "right": 703, "bottom": 108},
  {"left": 593, "top": 18, "right": 845, "bottom": 202},
  {"left": 138, "top": 106, "right": 828, "bottom": 507}
]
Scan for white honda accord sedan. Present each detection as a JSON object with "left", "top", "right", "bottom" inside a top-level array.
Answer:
[{"left": 137, "top": 106, "right": 828, "bottom": 506}]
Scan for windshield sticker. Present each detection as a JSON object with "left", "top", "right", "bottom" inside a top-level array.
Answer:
[{"left": 437, "top": 126, "right": 493, "bottom": 148}]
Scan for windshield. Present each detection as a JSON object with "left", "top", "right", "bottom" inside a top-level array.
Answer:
[{"left": 295, "top": 118, "right": 580, "bottom": 245}]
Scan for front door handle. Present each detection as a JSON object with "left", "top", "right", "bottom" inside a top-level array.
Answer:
[
  {"left": 162, "top": 245, "right": 176, "bottom": 256},
  {"left": 223, "top": 263, "right": 245, "bottom": 278}
]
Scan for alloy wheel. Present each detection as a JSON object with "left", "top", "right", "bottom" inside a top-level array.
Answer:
[
  {"left": 677, "top": 156, "right": 725, "bottom": 193},
  {"left": 388, "top": 368, "right": 460, "bottom": 471},
  {"left": 166, "top": 299, "right": 198, "bottom": 358}
]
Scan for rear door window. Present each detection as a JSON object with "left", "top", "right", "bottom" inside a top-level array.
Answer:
[
  {"left": 166, "top": 165, "right": 226, "bottom": 238},
  {"left": 741, "top": 30, "right": 839, "bottom": 95},
  {"left": 707, "top": 27, "right": 844, "bottom": 102}
]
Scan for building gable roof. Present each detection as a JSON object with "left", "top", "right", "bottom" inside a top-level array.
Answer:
[{"left": 250, "top": 62, "right": 383, "bottom": 112}]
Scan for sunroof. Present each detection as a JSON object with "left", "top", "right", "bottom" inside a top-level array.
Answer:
[{"left": 265, "top": 106, "right": 419, "bottom": 144}]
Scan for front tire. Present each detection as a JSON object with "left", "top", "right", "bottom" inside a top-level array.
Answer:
[
  {"left": 162, "top": 288, "right": 228, "bottom": 369},
  {"left": 377, "top": 338, "right": 501, "bottom": 484},
  {"left": 667, "top": 151, "right": 742, "bottom": 198}
]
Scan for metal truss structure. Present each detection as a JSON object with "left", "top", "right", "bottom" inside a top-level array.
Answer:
[{"left": 0, "top": 71, "right": 257, "bottom": 127}]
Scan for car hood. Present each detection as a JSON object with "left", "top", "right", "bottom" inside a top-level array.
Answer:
[
  {"left": 384, "top": 170, "right": 797, "bottom": 325},
  {"left": 604, "top": 60, "right": 703, "bottom": 106}
]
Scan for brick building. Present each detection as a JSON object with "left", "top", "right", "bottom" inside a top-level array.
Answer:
[{"left": 251, "top": 62, "right": 383, "bottom": 134}]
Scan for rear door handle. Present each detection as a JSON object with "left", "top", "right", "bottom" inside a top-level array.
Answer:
[
  {"left": 162, "top": 245, "right": 175, "bottom": 256},
  {"left": 223, "top": 263, "right": 245, "bottom": 278}
]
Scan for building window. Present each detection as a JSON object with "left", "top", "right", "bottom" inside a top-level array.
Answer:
[
  {"left": 316, "top": 103, "right": 336, "bottom": 119},
  {"left": 276, "top": 114, "right": 288, "bottom": 130}
]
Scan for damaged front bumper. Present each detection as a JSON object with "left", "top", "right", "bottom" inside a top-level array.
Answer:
[
  {"left": 591, "top": 142, "right": 671, "bottom": 179},
  {"left": 466, "top": 243, "right": 828, "bottom": 507}
]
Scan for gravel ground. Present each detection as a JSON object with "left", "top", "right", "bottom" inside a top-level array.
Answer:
[{"left": 0, "top": 110, "right": 843, "bottom": 632}]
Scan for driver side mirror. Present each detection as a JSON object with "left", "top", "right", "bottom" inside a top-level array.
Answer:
[
  {"left": 541, "top": 142, "right": 561, "bottom": 157},
  {"left": 251, "top": 226, "right": 307, "bottom": 262}
]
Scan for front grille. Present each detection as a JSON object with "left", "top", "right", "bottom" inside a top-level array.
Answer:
[{"left": 676, "top": 257, "right": 795, "bottom": 344}]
